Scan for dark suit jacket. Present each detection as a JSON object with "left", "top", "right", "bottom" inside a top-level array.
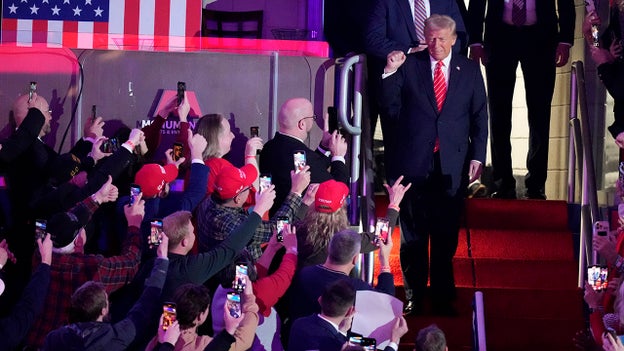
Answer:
[
  {"left": 379, "top": 51, "right": 488, "bottom": 196},
  {"left": 288, "top": 314, "right": 347, "bottom": 351},
  {"left": 366, "top": 0, "right": 467, "bottom": 60},
  {"left": 0, "top": 108, "right": 44, "bottom": 170},
  {"left": 259, "top": 132, "right": 349, "bottom": 215},
  {"left": 467, "top": 0, "right": 575, "bottom": 46}
]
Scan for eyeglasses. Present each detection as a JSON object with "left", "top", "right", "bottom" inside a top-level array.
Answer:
[{"left": 299, "top": 115, "right": 317, "bottom": 123}]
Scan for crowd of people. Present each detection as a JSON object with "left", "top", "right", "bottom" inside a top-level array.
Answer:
[
  {"left": 1, "top": 0, "right": 621, "bottom": 348},
  {"left": 0, "top": 82, "right": 421, "bottom": 350}
]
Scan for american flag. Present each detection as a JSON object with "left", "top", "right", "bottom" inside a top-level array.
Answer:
[{"left": 1, "top": 0, "right": 202, "bottom": 51}]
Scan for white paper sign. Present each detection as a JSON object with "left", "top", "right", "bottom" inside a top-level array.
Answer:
[{"left": 351, "top": 290, "right": 404, "bottom": 349}]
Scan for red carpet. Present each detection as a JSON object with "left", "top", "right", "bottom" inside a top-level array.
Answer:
[{"left": 374, "top": 196, "right": 584, "bottom": 351}]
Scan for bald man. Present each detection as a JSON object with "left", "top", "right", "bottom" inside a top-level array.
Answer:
[
  {"left": 260, "top": 98, "right": 349, "bottom": 215},
  {"left": 0, "top": 92, "right": 101, "bottom": 313},
  {"left": 0, "top": 94, "right": 48, "bottom": 170}
]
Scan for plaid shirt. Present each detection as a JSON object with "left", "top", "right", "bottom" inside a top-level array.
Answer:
[
  {"left": 25, "top": 222, "right": 142, "bottom": 348},
  {"left": 196, "top": 192, "right": 303, "bottom": 261}
]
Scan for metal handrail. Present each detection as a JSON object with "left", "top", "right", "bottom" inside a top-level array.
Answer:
[
  {"left": 334, "top": 54, "right": 376, "bottom": 283},
  {"left": 568, "top": 61, "right": 601, "bottom": 288}
]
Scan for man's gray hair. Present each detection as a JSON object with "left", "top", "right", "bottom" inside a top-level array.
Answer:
[
  {"left": 328, "top": 229, "right": 361, "bottom": 265},
  {"left": 424, "top": 14, "right": 456, "bottom": 35},
  {"left": 415, "top": 324, "right": 447, "bottom": 351}
]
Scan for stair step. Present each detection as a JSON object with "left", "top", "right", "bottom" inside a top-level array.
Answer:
[
  {"left": 477, "top": 287, "right": 584, "bottom": 320},
  {"left": 484, "top": 317, "right": 584, "bottom": 351},
  {"left": 474, "top": 258, "right": 579, "bottom": 289},
  {"left": 465, "top": 198, "right": 569, "bottom": 231},
  {"left": 469, "top": 229, "right": 575, "bottom": 260}
]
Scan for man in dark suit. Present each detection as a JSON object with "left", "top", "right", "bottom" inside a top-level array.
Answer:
[
  {"left": 288, "top": 279, "right": 355, "bottom": 351},
  {"left": 468, "top": 0, "right": 575, "bottom": 199},
  {"left": 366, "top": 0, "right": 467, "bottom": 59},
  {"left": 379, "top": 14, "right": 488, "bottom": 315},
  {"left": 260, "top": 98, "right": 349, "bottom": 215},
  {"left": 364, "top": 0, "right": 469, "bottom": 193},
  {"left": 289, "top": 279, "right": 409, "bottom": 351}
]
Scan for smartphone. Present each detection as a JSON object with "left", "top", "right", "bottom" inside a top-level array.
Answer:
[
  {"left": 348, "top": 336, "right": 363, "bottom": 347},
  {"left": 594, "top": 221, "right": 609, "bottom": 237},
  {"left": 148, "top": 219, "right": 163, "bottom": 248},
  {"left": 100, "top": 137, "right": 119, "bottom": 153},
  {"left": 177, "top": 81, "right": 186, "bottom": 106},
  {"left": 328, "top": 106, "right": 340, "bottom": 133},
  {"left": 129, "top": 184, "right": 141, "bottom": 206},
  {"left": 172, "top": 142, "right": 184, "bottom": 161},
  {"left": 162, "top": 302, "right": 177, "bottom": 331},
  {"left": 226, "top": 292, "right": 241, "bottom": 318},
  {"left": 588, "top": 265, "right": 609, "bottom": 291},
  {"left": 259, "top": 174, "right": 272, "bottom": 193},
  {"left": 374, "top": 218, "right": 390, "bottom": 244},
  {"left": 276, "top": 216, "right": 289, "bottom": 243},
  {"left": 360, "top": 338, "right": 376, "bottom": 351},
  {"left": 250, "top": 126, "right": 259, "bottom": 138},
  {"left": 293, "top": 150, "right": 306, "bottom": 173},
  {"left": 91, "top": 105, "right": 97, "bottom": 121},
  {"left": 35, "top": 219, "right": 47, "bottom": 241},
  {"left": 28, "top": 81, "right": 37, "bottom": 102},
  {"left": 233, "top": 264, "right": 248, "bottom": 292}
]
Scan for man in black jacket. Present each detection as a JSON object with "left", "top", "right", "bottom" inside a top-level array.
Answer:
[{"left": 259, "top": 98, "right": 349, "bottom": 216}]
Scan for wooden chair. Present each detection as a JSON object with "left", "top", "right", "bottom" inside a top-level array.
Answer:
[{"left": 201, "top": 10, "right": 264, "bottom": 39}]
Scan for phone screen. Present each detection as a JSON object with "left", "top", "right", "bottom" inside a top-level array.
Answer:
[
  {"left": 361, "top": 338, "right": 376, "bottom": 351},
  {"left": 162, "top": 302, "right": 176, "bottom": 330},
  {"left": 177, "top": 81, "right": 186, "bottom": 105},
  {"left": 173, "top": 142, "right": 183, "bottom": 161},
  {"left": 250, "top": 126, "right": 259, "bottom": 138},
  {"left": 348, "top": 336, "right": 363, "bottom": 346},
  {"left": 29, "top": 81, "right": 37, "bottom": 101},
  {"left": 259, "top": 175, "right": 272, "bottom": 193},
  {"left": 588, "top": 265, "right": 609, "bottom": 291},
  {"left": 149, "top": 219, "right": 163, "bottom": 248},
  {"left": 129, "top": 184, "right": 141, "bottom": 206},
  {"left": 226, "top": 292, "right": 241, "bottom": 318},
  {"left": 293, "top": 150, "right": 306, "bottom": 173},
  {"left": 35, "top": 219, "right": 47, "bottom": 241},
  {"left": 276, "top": 216, "right": 289, "bottom": 242},
  {"left": 374, "top": 218, "right": 390, "bottom": 244},
  {"left": 233, "top": 264, "right": 248, "bottom": 292}
]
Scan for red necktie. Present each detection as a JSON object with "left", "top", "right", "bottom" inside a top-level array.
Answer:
[
  {"left": 512, "top": 0, "right": 526, "bottom": 26},
  {"left": 413, "top": 0, "right": 427, "bottom": 43},
  {"left": 433, "top": 61, "right": 447, "bottom": 112},
  {"left": 433, "top": 60, "right": 446, "bottom": 153}
]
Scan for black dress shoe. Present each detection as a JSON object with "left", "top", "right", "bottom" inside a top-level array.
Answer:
[
  {"left": 403, "top": 300, "right": 424, "bottom": 316},
  {"left": 490, "top": 188, "right": 516, "bottom": 199},
  {"left": 525, "top": 189, "right": 546, "bottom": 200}
]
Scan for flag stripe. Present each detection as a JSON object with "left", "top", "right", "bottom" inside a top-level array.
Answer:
[
  {"left": 139, "top": 0, "right": 155, "bottom": 36},
  {"left": 155, "top": 0, "right": 170, "bottom": 49}
]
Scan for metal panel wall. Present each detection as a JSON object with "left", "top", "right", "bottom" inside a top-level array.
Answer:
[{"left": 0, "top": 47, "right": 334, "bottom": 160}]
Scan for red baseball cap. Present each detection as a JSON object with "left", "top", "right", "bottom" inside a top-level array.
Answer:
[
  {"left": 215, "top": 164, "right": 258, "bottom": 200},
  {"left": 315, "top": 179, "right": 349, "bottom": 213},
  {"left": 134, "top": 163, "right": 178, "bottom": 198}
]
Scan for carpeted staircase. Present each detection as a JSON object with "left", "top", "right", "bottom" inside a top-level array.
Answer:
[{"left": 374, "top": 197, "right": 585, "bottom": 351}]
